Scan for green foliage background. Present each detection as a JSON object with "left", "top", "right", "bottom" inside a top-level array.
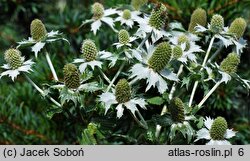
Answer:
[{"left": 0, "top": 0, "right": 249, "bottom": 144}]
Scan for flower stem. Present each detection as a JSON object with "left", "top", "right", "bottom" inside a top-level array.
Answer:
[
  {"left": 188, "top": 36, "right": 215, "bottom": 107},
  {"left": 45, "top": 51, "right": 59, "bottom": 82},
  {"left": 137, "top": 32, "right": 151, "bottom": 50},
  {"left": 97, "top": 67, "right": 112, "bottom": 84},
  {"left": 208, "top": 44, "right": 223, "bottom": 63},
  {"left": 197, "top": 81, "right": 221, "bottom": 109},
  {"left": 24, "top": 74, "right": 61, "bottom": 107},
  {"left": 106, "top": 61, "right": 126, "bottom": 92},
  {"left": 155, "top": 64, "right": 184, "bottom": 138},
  {"left": 129, "top": 110, "right": 148, "bottom": 129}
]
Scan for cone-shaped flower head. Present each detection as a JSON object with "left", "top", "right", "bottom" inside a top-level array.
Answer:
[
  {"left": 115, "top": 79, "right": 131, "bottom": 103},
  {"left": 118, "top": 29, "right": 130, "bottom": 45},
  {"left": 177, "top": 35, "right": 190, "bottom": 51},
  {"left": 92, "top": 2, "right": 104, "bottom": 20},
  {"left": 4, "top": 48, "right": 23, "bottom": 70},
  {"left": 63, "top": 63, "right": 80, "bottom": 89},
  {"left": 188, "top": 8, "right": 207, "bottom": 32},
  {"left": 148, "top": 42, "right": 172, "bottom": 72},
  {"left": 81, "top": 39, "right": 98, "bottom": 62},
  {"left": 169, "top": 97, "right": 185, "bottom": 123},
  {"left": 122, "top": 9, "right": 132, "bottom": 20},
  {"left": 131, "top": 0, "right": 148, "bottom": 11},
  {"left": 30, "top": 19, "right": 47, "bottom": 41},
  {"left": 209, "top": 116, "right": 228, "bottom": 140},
  {"left": 210, "top": 14, "right": 224, "bottom": 33},
  {"left": 172, "top": 46, "right": 183, "bottom": 59},
  {"left": 149, "top": 3, "right": 167, "bottom": 29},
  {"left": 220, "top": 52, "right": 240, "bottom": 74},
  {"left": 228, "top": 18, "right": 247, "bottom": 39}
]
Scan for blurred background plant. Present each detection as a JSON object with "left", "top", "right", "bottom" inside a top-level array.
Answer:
[{"left": 0, "top": 0, "right": 249, "bottom": 144}]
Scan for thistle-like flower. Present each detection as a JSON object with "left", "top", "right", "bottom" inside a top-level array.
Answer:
[
  {"left": 169, "top": 97, "right": 185, "bottom": 123},
  {"left": 73, "top": 39, "right": 112, "bottom": 73},
  {"left": 82, "top": 2, "right": 117, "bottom": 35},
  {"left": 131, "top": 0, "right": 148, "bottom": 10},
  {"left": 0, "top": 48, "right": 34, "bottom": 81},
  {"left": 210, "top": 14, "right": 224, "bottom": 33},
  {"left": 113, "top": 29, "right": 137, "bottom": 49},
  {"left": 115, "top": 9, "right": 144, "bottom": 28},
  {"left": 220, "top": 52, "right": 240, "bottom": 74},
  {"left": 17, "top": 19, "right": 68, "bottom": 57},
  {"left": 148, "top": 3, "right": 167, "bottom": 30},
  {"left": 195, "top": 116, "right": 236, "bottom": 145},
  {"left": 63, "top": 64, "right": 80, "bottom": 89},
  {"left": 130, "top": 42, "right": 178, "bottom": 93},
  {"left": 99, "top": 79, "right": 147, "bottom": 118},
  {"left": 188, "top": 8, "right": 207, "bottom": 32},
  {"left": 172, "top": 46, "right": 183, "bottom": 59},
  {"left": 228, "top": 17, "right": 247, "bottom": 39}
]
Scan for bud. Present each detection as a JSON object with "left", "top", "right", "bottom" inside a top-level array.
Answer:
[
  {"left": 149, "top": 3, "right": 167, "bottom": 29},
  {"left": 92, "top": 2, "right": 104, "bottom": 20},
  {"left": 220, "top": 52, "right": 240, "bottom": 74},
  {"left": 122, "top": 9, "right": 132, "bottom": 20},
  {"left": 178, "top": 35, "right": 190, "bottom": 51},
  {"left": 63, "top": 64, "right": 80, "bottom": 89},
  {"left": 169, "top": 97, "right": 185, "bottom": 123},
  {"left": 188, "top": 8, "right": 207, "bottom": 32},
  {"left": 81, "top": 39, "right": 98, "bottom": 62},
  {"left": 115, "top": 79, "right": 131, "bottom": 103},
  {"left": 228, "top": 18, "right": 246, "bottom": 39},
  {"left": 148, "top": 42, "right": 172, "bottom": 72},
  {"left": 172, "top": 46, "right": 183, "bottom": 59},
  {"left": 4, "top": 48, "right": 23, "bottom": 69},
  {"left": 131, "top": 0, "right": 148, "bottom": 11},
  {"left": 118, "top": 29, "right": 130, "bottom": 45},
  {"left": 30, "top": 19, "right": 47, "bottom": 41},
  {"left": 210, "top": 14, "right": 224, "bottom": 33},
  {"left": 209, "top": 116, "right": 228, "bottom": 140}
]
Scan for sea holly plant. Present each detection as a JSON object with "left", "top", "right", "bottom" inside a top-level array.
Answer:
[{"left": 0, "top": 1, "right": 249, "bottom": 145}]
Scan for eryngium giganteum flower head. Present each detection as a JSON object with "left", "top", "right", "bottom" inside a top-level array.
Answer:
[
  {"left": 149, "top": 3, "right": 168, "bottom": 29},
  {"left": 169, "top": 97, "right": 185, "bottom": 123},
  {"left": 115, "top": 79, "right": 131, "bottom": 103},
  {"left": 92, "top": 2, "right": 104, "bottom": 20},
  {"left": 220, "top": 52, "right": 240, "bottom": 74},
  {"left": 209, "top": 117, "right": 228, "bottom": 140},
  {"left": 228, "top": 17, "right": 247, "bottom": 39},
  {"left": 148, "top": 42, "right": 172, "bottom": 72},
  {"left": 131, "top": 0, "right": 148, "bottom": 11},
  {"left": 188, "top": 8, "right": 207, "bottom": 32},
  {"left": 118, "top": 29, "right": 130, "bottom": 45},
  {"left": 30, "top": 19, "right": 47, "bottom": 41},
  {"left": 122, "top": 9, "right": 132, "bottom": 20},
  {"left": 81, "top": 39, "right": 98, "bottom": 62},
  {"left": 63, "top": 63, "right": 80, "bottom": 89},
  {"left": 4, "top": 48, "right": 23, "bottom": 69},
  {"left": 172, "top": 46, "right": 183, "bottom": 59},
  {"left": 210, "top": 14, "right": 224, "bottom": 33}
]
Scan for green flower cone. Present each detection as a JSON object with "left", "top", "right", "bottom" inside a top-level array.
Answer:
[
  {"left": 169, "top": 97, "right": 185, "bottom": 123},
  {"left": 210, "top": 14, "right": 224, "bottom": 33},
  {"left": 30, "top": 19, "right": 47, "bottom": 41},
  {"left": 122, "top": 9, "right": 132, "bottom": 20},
  {"left": 149, "top": 3, "right": 167, "bottom": 29},
  {"left": 172, "top": 46, "right": 183, "bottom": 59},
  {"left": 92, "top": 2, "right": 104, "bottom": 20},
  {"left": 63, "top": 63, "right": 80, "bottom": 89},
  {"left": 220, "top": 52, "right": 240, "bottom": 74},
  {"left": 228, "top": 17, "right": 247, "bottom": 39},
  {"left": 209, "top": 116, "right": 228, "bottom": 140},
  {"left": 115, "top": 79, "right": 131, "bottom": 103},
  {"left": 4, "top": 48, "right": 23, "bottom": 69},
  {"left": 81, "top": 39, "right": 98, "bottom": 62},
  {"left": 188, "top": 8, "right": 207, "bottom": 32},
  {"left": 118, "top": 29, "right": 130, "bottom": 45}
]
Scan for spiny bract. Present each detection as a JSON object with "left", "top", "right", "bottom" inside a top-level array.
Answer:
[
  {"left": 63, "top": 63, "right": 80, "bottom": 89},
  {"left": 30, "top": 19, "right": 47, "bottom": 41},
  {"left": 148, "top": 42, "right": 172, "bottom": 72},
  {"left": 220, "top": 52, "right": 240, "bottom": 74},
  {"left": 149, "top": 3, "right": 167, "bottom": 29},
  {"left": 92, "top": 2, "right": 104, "bottom": 20},
  {"left": 115, "top": 79, "right": 131, "bottom": 103},
  {"left": 209, "top": 116, "right": 228, "bottom": 140},
  {"left": 4, "top": 48, "right": 23, "bottom": 69},
  {"left": 210, "top": 14, "right": 224, "bottom": 33},
  {"left": 81, "top": 39, "right": 98, "bottom": 62},
  {"left": 118, "top": 29, "right": 130, "bottom": 45},
  {"left": 169, "top": 97, "right": 185, "bottom": 123},
  {"left": 228, "top": 17, "right": 247, "bottom": 39},
  {"left": 188, "top": 8, "right": 207, "bottom": 32}
]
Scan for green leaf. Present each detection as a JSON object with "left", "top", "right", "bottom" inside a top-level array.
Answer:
[
  {"left": 147, "top": 97, "right": 164, "bottom": 105},
  {"left": 46, "top": 106, "right": 63, "bottom": 119}
]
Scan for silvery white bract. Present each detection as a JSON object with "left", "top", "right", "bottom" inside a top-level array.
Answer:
[
  {"left": 129, "top": 45, "right": 178, "bottom": 94},
  {"left": 99, "top": 91, "right": 147, "bottom": 118},
  {"left": 0, "top": 58, "right": 34, "bottom": 81},
  {"left": 195, "top": 117, "right": 236, "bottom": 145},
  {"left": 73, "top": 51, "right": 113, "bottom": 73},
  {"left": 115, "top": 10, "right": 144, "bottom": 28},
  {"left": 17, "top": 30, "right": 69, "bottom": 57}
]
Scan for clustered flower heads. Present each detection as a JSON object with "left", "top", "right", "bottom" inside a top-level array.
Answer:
[{"left": 1, "top": 1, "right": 249, "bottom": 145}]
